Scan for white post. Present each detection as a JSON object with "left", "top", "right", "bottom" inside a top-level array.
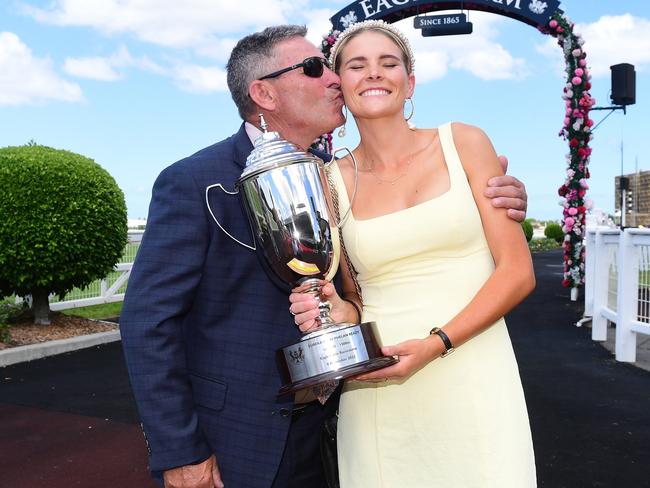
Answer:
[
  {"left": 583, "top": 229, "right": 597, "bottom": 317},
  {"left": 615, "top": 230, "right": 638, "bottom": 362},
  {"left": 592, "top": 230, "right": 619, "bottom": 341}
]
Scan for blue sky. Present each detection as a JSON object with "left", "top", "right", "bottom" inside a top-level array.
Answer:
[{"left": 1, "top": 0, "right": 649, "bottom": 220}]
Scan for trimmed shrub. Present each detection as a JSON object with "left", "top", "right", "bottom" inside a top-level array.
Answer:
[
  {"left": 0, "top": 145, "right": 127, "bottom": 324},
  {"left": 544, "top": 222, "right": 564, "bottom": 243},
  {"left": 521, "top": 220, "right": 534, "bottom": 242}
]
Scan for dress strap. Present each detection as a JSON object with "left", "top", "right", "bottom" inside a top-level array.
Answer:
[
  {"left": 327, "top": 161, "right": 352, "bottom": 220},
  {"left": 437, "top": 122, "right": 467, "bottom": 186}
]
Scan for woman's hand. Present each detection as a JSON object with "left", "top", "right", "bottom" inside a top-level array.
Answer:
[
  {"left": 353, "top": 336, "right": 443, "bottom": 382},
  {"left": 289, "top": 281, "right": 357, "bottom": 333}
]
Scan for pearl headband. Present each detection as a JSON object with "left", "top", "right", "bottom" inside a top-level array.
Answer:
[{"left": 329, "top": 19, "right": 415, "bottom": 74}]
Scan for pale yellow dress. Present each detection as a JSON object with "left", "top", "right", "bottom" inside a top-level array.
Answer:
[{"left": 330, "top": 123, "right": 536, "bottom": 487}]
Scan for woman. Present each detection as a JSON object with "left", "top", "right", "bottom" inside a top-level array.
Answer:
[{"left": 290, "top": 20, "right": 536, "bottom": 487}]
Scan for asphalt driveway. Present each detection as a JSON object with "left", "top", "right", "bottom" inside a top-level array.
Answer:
[{"left": 1, "top": 250, "right": 649, "bottom": 487}]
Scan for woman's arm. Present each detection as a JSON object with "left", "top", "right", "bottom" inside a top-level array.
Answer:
[
  {"left": 356, "top": 122, "right": 535, "bottom": 381},
  {"left": 437, "top": 122, "right": 535, "bottom": 346}
]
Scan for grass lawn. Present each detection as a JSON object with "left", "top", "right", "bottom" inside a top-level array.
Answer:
[{"left": 61, "top": 301, "right": 122, "bottom": 320}]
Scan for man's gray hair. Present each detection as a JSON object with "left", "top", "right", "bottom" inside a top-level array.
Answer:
[{"left": 227, "top": 25, "right": 308, "bottom": 120}]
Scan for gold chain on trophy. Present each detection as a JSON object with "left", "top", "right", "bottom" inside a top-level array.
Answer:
[{"left": 326, "top": 166, "right": 363, "bottom": 305}]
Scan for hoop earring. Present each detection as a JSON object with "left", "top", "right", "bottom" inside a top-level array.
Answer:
[
  {"left": 404, "top": 98, "right": 414, "bottom": 122},
  {"left": 338, "top": 106, "right": 348, "bottom": 138},
  {"left": 404, "top": 97, "right": 416, "bottom": 130}
]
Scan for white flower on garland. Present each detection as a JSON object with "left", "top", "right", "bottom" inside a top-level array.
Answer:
[
  {"left": 529, "top": 0, "right": 548, "bottom": 14},
  {"left": 340, "top": 11, "right": 358, "bottom": 28},
  {"left": 570, "top": 268, "right": 581, "bottom": 281}
]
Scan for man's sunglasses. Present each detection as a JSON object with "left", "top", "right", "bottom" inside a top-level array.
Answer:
[{"left": 258, "top": 56, "right": 330, "bottom": 81}]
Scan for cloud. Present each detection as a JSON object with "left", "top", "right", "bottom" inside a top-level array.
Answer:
[
  {"left": 23, "top": 0, "right": 300, "bottom": 50},
  {"left": 64, "top": 56, "right": 121, "bottom": 81},
  {"left": 304, "top": 8, "right": 337, "bottom": 48},
  {"left": 451, "top": 44, "right": 526, "bottom": 80},
  {"left": 63, "top": 46, "right": 165, "bottom": 81},
  {"left": 536, "top": 14, "right": 650, "bottom": 78},
  {"left": 412, "top": 50, "right": 449, "bottom": 83},
  {"left": 395, "top": 12, "right": 528, "bottom": 83},
  {"left": 63, "top": 45, "right": 227, "bottom": 94},
  {"left": 0, "top": 31, "right": 83, "bottom": 105},
  {"left": 19, "top": 2, "right": 531, "bottom": 92},
  {"left": 172, "top": 63, "right": 228, "bottom": 93},
  {"left": 194, "top": 37, "right": 239, "bottom": 63},
  {"left": 576, "top": 14, "right": 650, "bottom": 77}
]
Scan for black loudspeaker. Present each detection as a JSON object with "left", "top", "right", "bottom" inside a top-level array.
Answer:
[
  {"left": 619, "top": 176, "right": 630, "bottom": 191},
  {"left": 610, "top": 63, "right": 636, "bottom": 106}
]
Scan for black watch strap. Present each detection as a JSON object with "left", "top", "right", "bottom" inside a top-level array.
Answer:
[{"left": 429, "top": 327, "right": 455, "bottom": 357}]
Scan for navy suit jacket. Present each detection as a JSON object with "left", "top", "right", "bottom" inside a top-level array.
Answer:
[{"left": 120, "top": 123, "right": 326, "bottom": 486}]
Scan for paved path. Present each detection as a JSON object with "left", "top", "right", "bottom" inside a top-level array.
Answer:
[
  {"left": 1, "top": 250, "right": 649, "bottom": 487},
  {"left": 510, "top": 250, "right": 650, "bottom": 487}
]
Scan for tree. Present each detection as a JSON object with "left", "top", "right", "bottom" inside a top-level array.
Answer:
[{"left": 0, "top": 145, "right": 127, "bottom": 324}]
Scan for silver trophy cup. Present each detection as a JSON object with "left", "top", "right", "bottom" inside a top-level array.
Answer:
[{"left": 206, "top": 117, "right": 397, "bottom": 395}]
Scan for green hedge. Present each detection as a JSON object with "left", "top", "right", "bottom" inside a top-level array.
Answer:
[
  {"left": 0, "top": 145, "right": 127, "bottom": 305},
  {"left": 544, "top": 222, "right": 564, "bottom": 243},
  {"left": 521, "top": 220, "right": 534, "bottom": 242}
]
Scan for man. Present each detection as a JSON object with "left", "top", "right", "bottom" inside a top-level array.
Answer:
[{"left": 120, "top": 25, "right": 528, "bottom": 488}]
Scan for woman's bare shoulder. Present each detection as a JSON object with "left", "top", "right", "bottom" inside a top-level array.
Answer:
[
  {"left": 449, "top": 121, "right": 490, "bottom": 145},
  {"left": 449, "top": 122, "right": 500, "bottom": 176}
]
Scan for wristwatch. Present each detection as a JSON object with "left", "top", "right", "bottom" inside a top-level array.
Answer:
[{"left": 429, "top": 327, "right": 455, "bottom": 357}]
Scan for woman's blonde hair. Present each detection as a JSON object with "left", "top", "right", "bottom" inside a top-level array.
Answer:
[{"left": 329, "top": 20, "right": 415, "bottom": 74}]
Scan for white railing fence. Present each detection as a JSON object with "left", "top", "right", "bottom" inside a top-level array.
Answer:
[
  {"left": 16, "top": 230, "right": 143, "bottom": 311},
  {"left": 590, "top": 228, "right": 620, "bottom": 340},
  {"left": 615, "top": 230, "right": 650, "bottom": 361},
  {"left": 586, "top": 227, "right": 650, "bottom": 362}
]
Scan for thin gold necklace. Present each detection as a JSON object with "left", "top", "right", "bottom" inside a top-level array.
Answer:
[
  {"left": 361, "top": 136, "right": 435, "bottom": 186},
  {"left": 367, "top": 156, "right": 413, "bottom": 185}
]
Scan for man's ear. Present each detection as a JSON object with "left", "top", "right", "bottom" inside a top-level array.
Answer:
[{"left": 249, "top": 80, "right": 277, "bottom": 111}]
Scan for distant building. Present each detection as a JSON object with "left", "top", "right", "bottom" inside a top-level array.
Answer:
[
  {"left": 127, "top": 218, "right": 147, "bottom": 229},
  {"left": 615, "top": 170, "right": 649, "bottom": 227}
]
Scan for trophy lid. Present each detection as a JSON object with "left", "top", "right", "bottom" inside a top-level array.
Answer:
[{"left": 240, "top": 114, "right": 322, "bottom": 182}]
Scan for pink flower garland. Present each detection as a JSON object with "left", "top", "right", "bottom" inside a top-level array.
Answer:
[
  {"left": 545, "top": 13, "right": 595, "bottom": 289},
  {"left": 313, "top": 28, "right": 341, "bottom": 153}
]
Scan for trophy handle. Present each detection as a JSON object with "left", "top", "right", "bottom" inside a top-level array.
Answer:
[
  {"left": 326, "top": 147, "right": 358, "bottom": 228},
  {"left": 205, "top": 184, "right": 256, "bottom": 251}
]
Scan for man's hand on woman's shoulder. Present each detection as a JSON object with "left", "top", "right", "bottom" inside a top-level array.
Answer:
[{"left": 485, "top": 155, "right": 528, "bottom": 223}]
